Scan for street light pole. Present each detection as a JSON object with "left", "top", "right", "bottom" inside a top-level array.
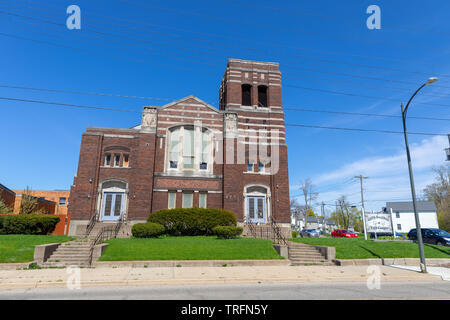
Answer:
[{"left": 401, "top": 77, "right": 438, "bottom": 274}]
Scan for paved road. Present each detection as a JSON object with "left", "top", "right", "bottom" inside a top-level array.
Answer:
[{"left": 0, "top": 281, "right": 449, "bottom": 300}]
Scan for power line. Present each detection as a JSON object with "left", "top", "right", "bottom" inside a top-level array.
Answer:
[
  {"left": 283, "top": 107, "right": 450, "bottom": 122},
  {"left": 121, "top": 0, "right": 441, "bottom": 51},
  {"left": 3, "top": 25, "right": 450, "bottom": 111},
  {"left": 0, "top": 85, "right": 174, "bottom": 102},
  {"left": 225, "top": 0, "right": 450, "bottom": 36},
  {"left": 284, "top": 84, "right": 450, "bottom": 108},
  {"left": 4, "top": 8, "right": 450, "bottom": 99},
  {"left": 285, "top": 123, "right": 447, "bottom": 136},
  {"left": 5, "top": 0, "right": 450, "bottom": 80},
  {"left": 0, "top": 95, "right": 447, "bottom": 137},
  {"left": 2, "top": 84, "right": 450, "bottom": 121},
  {"left": 11, "top": 0, "right": 434, "bottom": 66}
]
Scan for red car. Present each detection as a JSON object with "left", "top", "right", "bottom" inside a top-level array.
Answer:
[{"left": 331, "top": 229, "right": 358, "bottom": 238}]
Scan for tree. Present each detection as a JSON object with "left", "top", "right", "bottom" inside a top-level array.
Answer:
[
  {"left": 423, "top": 164, "right": 450, "bottom": 231},
  {"left": 290, "top": 198, "right": 305, "bottom": 229},
  {"left": 300, "top": 178, "right": 319, "bottom": 229},
  {"left": 0, "top": 196, "right": 12, "bottom": 214},
  {"left": 20, "top": 187, "right": 45, "bottom": 215},
  {"left": 330, "top": 196, "right": 362, "bottom": 231}
]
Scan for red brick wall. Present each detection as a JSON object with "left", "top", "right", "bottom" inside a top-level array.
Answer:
[
  {"left": 68, "top": 59, "right": 291, "bottom": 224},
  {"left": 0, "top": 184, "right": 15, "bottom": 210}
]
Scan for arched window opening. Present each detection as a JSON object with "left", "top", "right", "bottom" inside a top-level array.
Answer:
[
  {"left": 258, "top": 85, "right": 268, "bottom": 107},
  {"left": 167, "top": 125, "right": 212, "bottom": 173},
  {"left": 242, "top": 84, "right": 252, "bottom": 106}
]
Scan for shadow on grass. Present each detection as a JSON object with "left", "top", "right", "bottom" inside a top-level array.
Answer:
[
  {"left": 424, "top": 244, "right": 450, "bottom": 256},
  {"left": 358, "top": 245, "right": 382, "bottom": 259}
]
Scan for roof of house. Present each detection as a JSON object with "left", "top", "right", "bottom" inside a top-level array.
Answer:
[{"left": 385, "top": 201, "right": 436, "bottom": 213}]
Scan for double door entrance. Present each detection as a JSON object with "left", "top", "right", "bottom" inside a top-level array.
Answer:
[
  {"left": 101, "top": 192, "right": 124, "bottom": 221},
  {"left": 247, "top": 196, "right": 266, "bottom": 223}
]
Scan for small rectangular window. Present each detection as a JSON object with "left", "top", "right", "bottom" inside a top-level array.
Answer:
[
  {"left": 258, "top": 161, "right": 265, "bottom": 173},
  {"left": 59, "top": 197, "right": 66, "bottom": 205},
  {"left": 123, "top": 154, "right": 129, "bottom": 167},
  {"left": 105, "top": 154, "right": 111, "bottom": 166},
  {"left": 114, "top": 154, "right": 120, "bottom": 167},
  {"left": 168, "top": 192, "right": 176, "bottom": 209},
  {"left": 395, "top": 212, "right": 400, "bottom": 218},
  {"left": 199, "top": 193, "right": 207, "bottom": 208},
  {"left": 397, "top": 224, "right": 402, "bottom": 230},
  {"left": 182, "top": 193, "right": 193, "bottom": 208}
]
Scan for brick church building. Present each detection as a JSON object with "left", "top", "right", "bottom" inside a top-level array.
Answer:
[{"left": 67, "top": 59, "right": 291, "bottom": 236}]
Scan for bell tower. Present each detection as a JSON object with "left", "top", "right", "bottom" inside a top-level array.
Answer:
[{"left": 219, "top": 59, "right": 282, "bottom": 112}]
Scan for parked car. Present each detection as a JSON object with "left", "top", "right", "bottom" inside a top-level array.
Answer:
[
  {"left": 331, "top": 229, "right": 358, "bottom": 238},
  {"left": 299, "top": 229, "right": 320, "bottom": 237},
  {"left": 407, "top": 228, "right": 450, "bottom": 246},
  {"left": 369, "top": 232, "right": 406, "bottom": 239}
]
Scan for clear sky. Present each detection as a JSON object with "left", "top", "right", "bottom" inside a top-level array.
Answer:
[{"left": 1, "top": 0, "right": 449, "bottom": 215}]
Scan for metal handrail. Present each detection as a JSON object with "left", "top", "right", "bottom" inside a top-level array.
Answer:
[
  {"left": 270, "top": 217, "right": 288, "bottom": 245},
  {"left": 88, "top": 216, "right": 124, "bottom": 266},
  {"left": 85, "top": 212, "right": 97, "bottom": 236}
]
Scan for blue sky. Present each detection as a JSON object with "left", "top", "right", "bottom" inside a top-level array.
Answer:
[{"left": 0, "top": 0, "right": 449, "bottom": 215}]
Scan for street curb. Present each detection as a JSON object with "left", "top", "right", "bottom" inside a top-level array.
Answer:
[
  {"left": 0, "top": 275, "right": 441, "bottom": 290},
  {"left": 334, "top": 258, "right": 450, "bottom": 266},
  {"left": 93, "top": 259, "right": 290, "bottom": 268}
]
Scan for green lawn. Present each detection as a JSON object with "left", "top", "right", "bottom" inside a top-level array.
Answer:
[
  {"left": 100, "top": 236, "right": 283, "bottom": 261},
  {"left": 291, "top": 237, "right": 450, "bottom": 259},
  {"left": 0, "top": 235, "right": 74, "bottom": 263}
]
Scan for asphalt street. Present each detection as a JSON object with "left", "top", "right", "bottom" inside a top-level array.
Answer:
[{"left": 0, "top": 281, "right": 449, "bottom": 300}]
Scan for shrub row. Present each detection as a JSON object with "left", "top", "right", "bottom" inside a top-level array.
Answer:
[
  {"left": 131, "top": 222, "right": 165, "bottom": 238},
  {"left": 212, "top": 226, "right": 243, "bottom": 239},
  {"left": 0, "top": 215, "right": 60, "bottom": 235},
  {"left": 147, "top": 208, "right": 237, "bottom": 236}
]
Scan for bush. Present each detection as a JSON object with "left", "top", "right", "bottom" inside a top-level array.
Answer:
[
  {"left": 132, "top": 222, "right": 165, "bottom": 238},
  {"left": 147, "top": 208, "right": 237, "bottom": 236},
  {"left": 292, "top": 231, "right": 299, "bottom": 238},
  {"left": 213, "top": 226, "right": 243, "bottom": 239},
  {"left": 0, "top": 215, "right": 60, "bottom": 235}
]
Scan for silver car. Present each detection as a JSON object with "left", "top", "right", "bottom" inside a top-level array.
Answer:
[{"left": 300, "top": 229, "right": 320, "bottom": 237}]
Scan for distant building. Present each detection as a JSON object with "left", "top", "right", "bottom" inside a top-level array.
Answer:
[
  {"left": 290, "top": 212, "right": 338, "bottom": 232},
  {"left": 13, "top": 190, "right": 69, "bottom": 215},
  {"left": 384, "top": 201, "right": 439, "bottom": 233}
]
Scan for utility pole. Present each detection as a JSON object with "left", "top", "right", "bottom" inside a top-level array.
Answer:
[
  {"left": 321, "top": 201, "right": 325, "bottom": 233},
  {"left": 446, "top": 134, "right": 450, "bottom": 161},
  {"left": 354, "top": 175, "right": 368, "bottom": 212},
  {"left": 355, "top": 175, "right": 369, "bottom": 239}
]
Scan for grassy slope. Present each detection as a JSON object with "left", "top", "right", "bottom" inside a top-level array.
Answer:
[
  {"left": 100, "top": 236, "right": 282, "bottom": 261},
  {"left": 0, "top": 235, "right": 73, "bottom": 263},
  {"left": 291, "top": 237, "right": 450, "bottom": 259}
]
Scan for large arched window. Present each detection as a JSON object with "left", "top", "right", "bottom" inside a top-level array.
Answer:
[
  {"left": 167, "top": 125, "right": 212, "bottom": 173},
  {"left": 242, "top": 84, "right": 252, "bottom": 106}
]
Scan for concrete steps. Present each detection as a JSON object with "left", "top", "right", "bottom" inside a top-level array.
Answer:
[
  {"left": 40, "top": 240, "right": 93, "bottom": 268},
  {"left": 287, "top": 242, "right": 332, "bottom": 266}
]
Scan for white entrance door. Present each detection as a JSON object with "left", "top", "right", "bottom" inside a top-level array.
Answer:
[
  {"left": 247, "top": 196, "right": 266, "bottom": 223},
  {"left": 101, "top": 192, "right": 124, "bottom": 221}
]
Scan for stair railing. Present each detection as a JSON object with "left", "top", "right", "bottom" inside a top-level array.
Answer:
[
  {"left": 88, "top": 216, "right": 123, "bottom": 266},
  {"left": 270, "top": 217, "right": 288, "bottom": 245},
  {"left": 85, "top": 212, "right": 97, "bottom": 236}
]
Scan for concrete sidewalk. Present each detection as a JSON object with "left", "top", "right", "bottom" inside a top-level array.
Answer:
[{"left": 0, "top": 265, "right": 443, "bottom": 290}]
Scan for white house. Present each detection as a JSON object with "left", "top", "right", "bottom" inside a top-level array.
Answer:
[{"left": 385, "top": 201, "right": 439, "bottom": 234}]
